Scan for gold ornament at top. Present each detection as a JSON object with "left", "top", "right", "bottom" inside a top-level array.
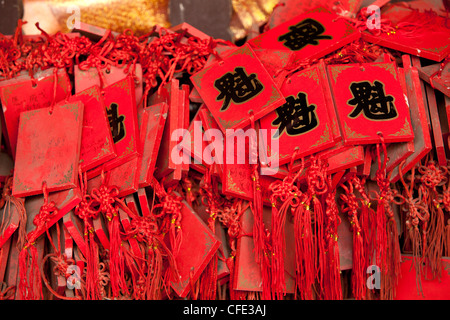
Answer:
[
  {"left": 22, "top": 0, "right": 170, "bottom": 35},
  {"left": 232, "top": 0, "right": 278, "bottom": 30}
]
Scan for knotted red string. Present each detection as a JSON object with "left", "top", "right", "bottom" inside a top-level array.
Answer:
[
  {"left": 0, "top": 283, "right": 15, "bottom": 300},
  {"left": 74, "top": 168, "right": 102, "bottom": 300},
  {"left": 417, "top": 160, "right": 447, "bottom": 282},
  {"left": 19, "top": 181, "right": 58, "bottom": 300},
  {"left": 340, "top": 180, "right": 365, "bottom": 300},
  {"left": 89, "top": 172, "right": 128, "bottom": 299},
  {"left": 323, "top": 177, "right": 342, "bottom": 300},
  {"left": 41, "top": 222, "right": 82, "bottom": 300},
  {"left": 269, "top": 153, "right": 307, "bottom": 299},
  {"left": 398, "top": 161, "right": 429, "bottom": 297},
  {"left": 198, "top": 168, "right": 220, "bottom": 300},
  {"left": 0, "top": 176, "right": 27, "bottom": 251},
  {"left": 371, "top": 133, "right": 401, "bottom": 300}
]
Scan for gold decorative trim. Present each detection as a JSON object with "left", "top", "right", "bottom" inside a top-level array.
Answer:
[
  {"left": 227, "top": 170, "right": 245, "bottom": 195},
  {"left": 311, "top": 124, "right": 331, "bottom": 148},
  {"left": 389, "top": 117, "right": 413, "bottom": 137},
  {"left": 344, "top": 122, "right": 369, "bottom": 139},
  {"left": 330, "top": 65, "right": 353, "bottom": 84}
]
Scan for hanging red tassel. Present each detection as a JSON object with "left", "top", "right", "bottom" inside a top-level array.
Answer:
[
  {"left": 120, "top": 198, "right": 179, "bottom": 300},
  {"left": 40, "top": 223, "right": 82, "bottom": 300},
  {"left": 18, "top": 181, "right": 58, "bottom": 300},
  {"left": 89, "top": 172, "right": 128, "bottom": 299},
  {"left": 18, "top": 244, "right": 42, "bottom": 300},
  {"left": 416, "top": 160, "right": 447, "bottom": 282},
  {"left": 198, "top": 168, "right": 219, "bottom": 300},
  {"left": 269, "top": 155, "right": 305, "bottom": 299},
  {"left": 218, "top": 198, "right": 248, "bottom": 300},
  {"left": 398, "top": 162, "right": 429, "bottom": 297},
  {"left": 323, "top": 180, "right": 342, "bottom": 300},
  {"left": 306, "top": 156, "right": 329, "bottom": 297},
  {"left": 373, "top": 134, "right": 401, "bottom": 300},
  {"left": 86, "top": 230, "right": 101, "bottom": 299},
  {"left": 340, "top": 181, "right": 365, "bottom": 300},
  {"left": 0, "top": 176, "right": 27, "bottom": 250},
  {"left": 293, "top": 197, "right": 315, "bottom": 300},
  {"left": 145, "top": 244, "right": 163, "bottom": 300},
  {"left": 74, "top": 169, "right": 102, "bottom": 300},
  {"left": 444, "top": 179, "right": 450, "bottom": 257},
  {"left": 353, "top": 176, "right": 375, "bottom": 270},
  {"left": 108, "top": 214, "right": 128, "bottom": 298}
]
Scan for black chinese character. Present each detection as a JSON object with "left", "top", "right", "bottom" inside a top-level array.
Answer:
[
  {"left": 214, "top": 66, "right": 264, "bottom": 111},
  {"left": 347, "top": 80, "right": 397, "bottom": 120},
  {"left": 272, "top": 92, "right": 318, "bottom": 138},
  {"left": 107, "top": 103, "right": 126, "bottom": 143},
  {"left": 278, "top": 18, "right": 332, "bottom": 51}
]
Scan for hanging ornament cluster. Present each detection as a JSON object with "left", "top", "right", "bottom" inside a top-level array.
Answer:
[{"left": 0, "top": 1, "right": 449, "bottom": 300}]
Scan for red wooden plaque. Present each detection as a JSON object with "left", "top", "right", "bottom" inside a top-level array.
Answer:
[
  {"left": 169, "top": 194, "right": 221, "bottom": 298},
  {"left": 63, "top": 210, "right": 87, "bottom": 258},
  {"left": 0, "top": 236, "right": 11, "bottom": 282},
  {"left": 88, "top": 76, "right": 140, "bottom": 177},
  {"left": 170, "top": 22, "right": 211, "bottom": 41},
  {"left": 180, "top": 84, "right": 191, "bottom": 173},
  {"left": 153, "top": 79, "right": 181, "bottom": 179},
  {"left": 193, "top": 203, "right": 231, "bottom": 280},
  {"left": 92, "top": 215, "right": 110, "bottom": 250},
  {"left": 395, "top": 255, "right": 450, "bottom": 300},
  {"left": 69, "top": 86, "right": 116, "bottom": 172},
  {"left": 0, "top": 197, "right": 23, "bottom": 249},
  {"left": 326, "top": 146, "right": 365, "bottom": 175},
  {"left": 417, "top": 62, "right": 450, "bottom": 98},
  {"left": 253, "top": 49, "right": 295, "bottom": 87},
  {"left": 370, "top": 65, "right": 414, "bottom": 179},
  {"left": 72, "top": 22, "right": 120, "bottom": 40},
  {"left": 204, "top": 44, "right": 237, "bottom": 68},
  {"left": 138, "top": 102, "right": 168, "bottom": 187},
  {"left": 362, "top": 5, "right": 450, "bottom": 62},
  {"left": 191, "top": 43, "right": 285, "bottom": 133},
  {"left": 317, "top": 60, "right": 342, "bottom": 143},
  {"left": 197, "top": 106, "right": 222, "bottom": 171},
  {"left": 13, "top": 102, "right": 84, "bottom": 197},
  {"left": 336, "top": 203, "right": 353, "bottom": 271},
  {"left": 125, "top": 194, "right": 141, "bottom": 217},
  {"left": 189, "top": 86, "right": 203, "bottom": 104},
  {"left": 23, "top": 188, "right": 82, "bottom": 242},
  {"left": 425, "top": 83, "right": 447, "bottom": 166},
  {"left": 249, "top": 7, "right": 360, "bottom": 64},
  {"left": 259, "top": 65, "right": 336, "bottom": 166},
  {"left": 328, "top": 62, "right": 414, "bottom": 145},
  {"left": 390, "top": 65, "right": 433, "bottom": 183},
  {"left": 0, "top": 152, "right": 14, "bottom": 185},
  {"left": 357, "top": 147, "right": 373, "bottom": 177},
  {"left": 137, "top": 188, "right": 152, "bottom": 217},
  {"left": 268, "top": 1, "right": 363, "bottom": 29},
  {"left": 3, "top": 233, "right": 19, "bottom": 299},
  {"left": 181, "top": 105, "right": 212, "bottom": 168},
  {"left": 75, "top": 63, "right": 143, "bottom": 107},
  {"left": 88, "top": 155, "right": 140, "bottom": 199},
  {"left": 49, "top": 221, "right": 69, "bottom": 297},
  {"left": 222, "top": 159, "right": 253, "bottom": 201},
  {"left": 233, "top": 206, "right": 295, "bottom": 293},
  {"left": 118, "top": 207, "right": 142, "bottom": 259},
  {"left": 0, "top": 68, "right": 71, "bottom": 159}
]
